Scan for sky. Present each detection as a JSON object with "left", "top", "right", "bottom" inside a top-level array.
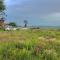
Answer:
[{"left": 4, "top": 0, "right": 60, "bottom": 26}]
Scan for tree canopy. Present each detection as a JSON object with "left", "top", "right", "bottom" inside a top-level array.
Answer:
[
  {"left": 9, "top": 22, "right": 17, "bottom": 27},
  {"left": 0, "top": 0, "right": 5, "bottom": 12},
  {"left": 0, "top": 0, "right": 5, "bottom": 19}
]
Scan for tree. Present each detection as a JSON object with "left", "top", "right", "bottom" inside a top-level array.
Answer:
[
  {"left": 0, "top": 0, "right": 5, "bottom": 12},
  {"left": 0, "top": 0, "right": 5, "bottom": 19},
  {"left": 24, "top": 20, "right": 28, "bottom": 27},
  {"left": 9, "top": 22, "right": 17, "bottom": 27}
]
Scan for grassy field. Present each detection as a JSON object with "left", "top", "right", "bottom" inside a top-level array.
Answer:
[{"left": 0, "top": 29, "right": 60, "bottom": 60}]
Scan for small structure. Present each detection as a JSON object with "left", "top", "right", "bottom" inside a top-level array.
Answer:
[
  {"left": 4, "top": 24, "right": 18, "bottom": 30},
  {"left": 4, "top": 24, "right": 12, "bottom": 30}
]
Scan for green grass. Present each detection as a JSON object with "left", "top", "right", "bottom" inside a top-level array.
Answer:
[{"left": 0, "top": 29, "right": 60, "bottom": 60}]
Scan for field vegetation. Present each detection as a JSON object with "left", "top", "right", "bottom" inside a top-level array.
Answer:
[{"left": 0, "top": 29, "right": 60, "bottom": 60}]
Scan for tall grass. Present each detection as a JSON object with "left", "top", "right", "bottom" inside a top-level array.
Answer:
[{"left": 0, "top": 29, "right": 60, "bottom": 60}]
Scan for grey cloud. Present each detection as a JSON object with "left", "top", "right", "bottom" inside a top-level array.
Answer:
[{"left": 5, "top": 0, "right": 60, "bottom": 26}]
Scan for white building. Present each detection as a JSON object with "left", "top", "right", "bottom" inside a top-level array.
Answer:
[{"left": 4, "top": 24, "right": 18, "bottom": 30}]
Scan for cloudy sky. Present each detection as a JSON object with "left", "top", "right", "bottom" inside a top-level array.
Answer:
[{"left": 4, "top": 0, "right": 60, "bottom": 26}]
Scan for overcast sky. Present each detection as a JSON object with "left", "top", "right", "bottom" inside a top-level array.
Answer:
[{"left": 4, "top": 0, "right": 60, "bottom": 26}]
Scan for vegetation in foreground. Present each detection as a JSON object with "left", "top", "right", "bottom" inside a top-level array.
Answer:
[{"left": 0, "top": 29, "right": 60, "bottom": 60}]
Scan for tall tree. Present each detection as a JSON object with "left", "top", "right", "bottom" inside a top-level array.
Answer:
[
  {"left": 0, "top": 0, "right": 5, "bottom": 11},
  {"left": 0, "top": 0, "right": 5, "bottom": 19},
  {"left": 24, "top": 20, "right": 28, "bottom": 27}
]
